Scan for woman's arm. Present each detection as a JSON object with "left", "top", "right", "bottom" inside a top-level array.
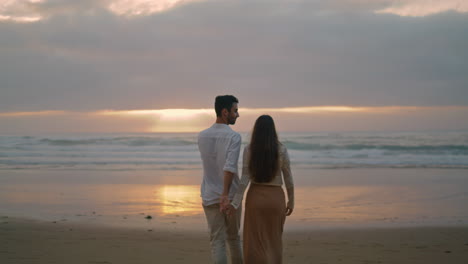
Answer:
[
  {"left": 282, "top": 146, "right": 295, "bottom": 215},
  {"left": 230, "top": 147, "right": 251, "bottom": 210}
]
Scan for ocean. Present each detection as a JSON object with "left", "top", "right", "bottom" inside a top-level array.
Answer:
[
  {"left": 1, "top": 131, "right": 467, "bottom": 230},
  {"left": 1, "top": 131, "right": 468, "bottom": 170}
]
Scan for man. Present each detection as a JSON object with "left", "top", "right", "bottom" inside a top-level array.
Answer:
[{"left": 198, "top": 95, "right": 243, "bottom": 264}]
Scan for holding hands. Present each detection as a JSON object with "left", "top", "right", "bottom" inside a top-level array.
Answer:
[
  {"left": 285, "top": 206, "right": 293, "bottom": 216},
  {"left": 219, "top": 195, "right": 229, "bottom": 212},
  {"left": 219, "top": 195, "right": 236, "bottom": 216}
]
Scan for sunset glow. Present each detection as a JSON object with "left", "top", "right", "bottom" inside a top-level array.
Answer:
[
  {"left": 0, "top": 0, "right": 44, "bottom": 23},
  {"left": 0, "top": 0, "right": 202, "bottom": 23},
  {"left": 1, "top": 106, "right": 468, "bottom": 133},
  {"left": 96, "top": 105, "right": 398, "bottom": 118},
  {"left": 97, "top": 109, "right": 214, "bottom": 132},
  {"left": 0, "top": 14, "right": 41, "bottom": 22},
  {"left": 1, "top": 0, "right": 467, "bottom": 24},
  {"left": 242, "top": 106, "right": 370, "bottom": 114},
  {"left": 376, "top": 1, "right": 468, "bottom": 17},
  {"left": 1, "top": 0, "right": 467, "bottom": 245},
  {"left": 97, "top": 109, "right": 213, "bottom": 119},
  {"left": 154, "top": 185, "right": 201, "bottom": 215},
  {"left": 108, "top": 0, "right": 201, "bottom": 17},
  {"left": 0, "top": 110, "right": 66, "bottom": 117}
]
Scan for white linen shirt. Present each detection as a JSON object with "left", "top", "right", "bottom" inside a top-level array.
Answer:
[{"left": 198, "top": 123, "right": 242, "bottom": 206}]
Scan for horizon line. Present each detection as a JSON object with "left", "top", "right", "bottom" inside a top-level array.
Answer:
[{"left": 2, "top": 105, "right": 468, "bottom": 117}]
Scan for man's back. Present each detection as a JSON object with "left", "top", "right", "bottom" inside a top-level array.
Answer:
[{"left": 198, "top": 123, "right": 241, "bottom": 206}]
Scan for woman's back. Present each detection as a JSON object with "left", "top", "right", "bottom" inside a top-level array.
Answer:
[{"left": 232, "top": 115, "right": 295, "bottom": 264}]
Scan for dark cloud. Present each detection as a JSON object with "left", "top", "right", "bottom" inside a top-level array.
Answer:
[{"left": 1, "top": 0, "right": 467, "bottom": 111}]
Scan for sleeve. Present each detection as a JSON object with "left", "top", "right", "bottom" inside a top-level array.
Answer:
[
  {"left": 231, "top": 147, "right": 251, "bottom": 209},
  {"left": 223, "top": 133, "right": 242, "bottom": 174},
  {"left": 282, "top": 146, "right": 295, "bottom": 209}
]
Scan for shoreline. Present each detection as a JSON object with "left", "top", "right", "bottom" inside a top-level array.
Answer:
[
  {"left": 2, "top": 217, "right": 468, "bottom": 264},
  {"left": 1, "top": 167, "right": 468, "bottom": 231}
]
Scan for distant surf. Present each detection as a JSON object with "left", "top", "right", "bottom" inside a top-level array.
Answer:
[{"left": 1, "top": 131, "right": 467, "bottom": 170}]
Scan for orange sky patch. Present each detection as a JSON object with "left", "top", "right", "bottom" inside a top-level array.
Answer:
[{"left": 1, "top": 106, "right": 468, "bottom": 133}]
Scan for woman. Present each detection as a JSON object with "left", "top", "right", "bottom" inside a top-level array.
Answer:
[{"left": 229, "top": 115, "right": 294, "bottom": 264}]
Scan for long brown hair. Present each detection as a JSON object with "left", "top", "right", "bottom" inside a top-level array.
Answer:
[{"left": 248, "top": 115, "right": 280, "bottom": 183}]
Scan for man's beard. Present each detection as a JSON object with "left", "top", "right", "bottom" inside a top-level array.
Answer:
[{"left": 228, "top": 117, "right": 236, "bottom": 125}]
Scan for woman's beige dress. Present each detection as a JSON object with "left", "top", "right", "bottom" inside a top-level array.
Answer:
[{"left": 231, "top": 144, "right": 294, "bottom": 264}]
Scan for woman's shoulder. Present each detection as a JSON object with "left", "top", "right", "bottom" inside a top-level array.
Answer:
[
  {"left": 278, "top": 142, "right": 289, "bottom": 157},
  {"left": 279, "top": 142, "right": 288, "bottom": 152},
  {"left": 243, "top": 144, "right": 250, "bottom": 155}
]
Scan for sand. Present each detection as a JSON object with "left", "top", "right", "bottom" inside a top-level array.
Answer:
[{"left": 1, "top": 217, "right": 468, "bottom": 264}]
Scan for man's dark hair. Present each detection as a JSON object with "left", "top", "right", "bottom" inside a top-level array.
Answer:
[{"left": 215, "top": 95, "right": 238, "bottom": 117}]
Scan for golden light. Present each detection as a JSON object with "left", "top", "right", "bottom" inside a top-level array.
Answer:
[
  {"left": 96, "top": 109, "right": 213, "bottom": 132},
  {"left": 154, "top": 185, "right": 201, "bottom": 215},
  {"left": 242, "top": 106, "right": 371, "bottom": 114},
  {"left": 3, "top": 106, "right": 468, "bottom": 133},
  {"left": 0, "top": 0, "right": 204, "bottom": 23},
  {"left": 0, "top": 110, "right": 66, "bottom": 117},
  {"left": 108, "top": 0, "right": 203, "bottom": 17},
  {"left": 153, "top": 109, "right": 213, "bottom": 121},
  {"left": 0, "top": 0, "right": 45, "bottom": 23},
  {"left": 0, "top": 14, "right": 42, "bottom": 22},
  {"left": 376, "top": 1, "right": 468, "bottom": 17},
  {"left": 97, "top": 109, "right": 212, "bottom": 118}
]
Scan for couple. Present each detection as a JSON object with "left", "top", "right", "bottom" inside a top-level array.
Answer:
[{"left": 198, "top": 95, "right": 295, "bottom": 264}]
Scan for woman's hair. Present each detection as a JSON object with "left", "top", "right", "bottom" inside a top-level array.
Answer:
[{"left": 248, "top": 115, "right": 280, "bottom": 183}]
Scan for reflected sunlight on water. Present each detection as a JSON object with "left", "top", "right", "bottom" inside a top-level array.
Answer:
[
  {"left": 0, "top": 183, "right": 205, "bottom": 222},
  {"left": 154, "top": 185, "right": 201, "bottom": 215},
  {"left": 1, "top": 169, "right": 467, "bottom": 230}
]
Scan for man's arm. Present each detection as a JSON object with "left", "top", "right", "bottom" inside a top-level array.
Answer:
[
  {"left": 220, "top": 134, "right": 241, "bottom": 212},
  {"left": 220, "top": 170, "right": 234, "bottom": 212}
]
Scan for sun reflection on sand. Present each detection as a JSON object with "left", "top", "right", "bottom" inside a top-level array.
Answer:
[
  {"left": 1, "top": 176, "right": 468, "bottom": 229},
  {"left": 154, "top": 185, "right": 202, "bottom": 216}
]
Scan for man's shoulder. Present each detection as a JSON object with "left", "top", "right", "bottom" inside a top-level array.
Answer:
[
  {"left": 199, "top": 124, "right": 240, "bottom": 139},
  {"left": 198, "top": 124, "right": 217, "bottom": 138},
  {"left": 230, "top": 130, "right": 241, "bottom": 141},
  {"left": 223, "top": 126, "right": 241, "bottom": 142},
  {"left": 198, "top": 127, "right": 211, "bottom": 137}
]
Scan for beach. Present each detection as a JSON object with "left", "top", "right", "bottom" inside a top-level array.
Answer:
[
  {"left": 2, "top": 0, "right": 468, "bottom": 261},
  {"left": 2, "top": 217, "right": 468, "bottom": 264},
  {"left": 1, "top": 167, "right": 468, "bottom": 263},
  {"left": 1, "top": 132, "right": 468, "bottom": 262},
  {"left": 1, "top": 167, "right": 467, "bottom": 230}
]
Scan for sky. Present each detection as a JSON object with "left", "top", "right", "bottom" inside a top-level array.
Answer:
[{"left": 1, "top": 0, "right": 467, "bottom": 133}]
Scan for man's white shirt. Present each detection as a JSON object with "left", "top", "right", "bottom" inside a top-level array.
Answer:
[{"left": 198, "top": 123, "right": 241, "bottom": 206}]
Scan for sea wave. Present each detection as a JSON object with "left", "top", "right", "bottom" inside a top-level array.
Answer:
[
  {"left": 37, "top": 137, "right": 195, "bottom": 147},
  {"left": 1, "top": 132, "right": 468, "bottom": 171},
  {"left": 17, "top": 136, "right": 468, "bottom": 154},
  {"left": 283, "top": 141, "right": 468, "bottom": 154}
]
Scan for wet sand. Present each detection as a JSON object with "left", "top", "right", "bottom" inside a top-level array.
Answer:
[
  {"left": 1, "top": 168, "right": 468, "bottom": 230},
  {"left": 1, "top": 217, "right": 468, "bottom": 264}
]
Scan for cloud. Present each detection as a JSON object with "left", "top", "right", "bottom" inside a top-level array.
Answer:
[
  {"left": 0, "top": 0, "right": 44, "bottom": 23},
  {"left": 1, "top": 0, "right": 467, "bottom": 113},
  {"left": 108, "top": 0, "right": 203, "bottom": 17},
  {"left": 1, "top": 0, "right": 467, "bottom": 24},
  {"left": 0, "top": 0, "right": 204, "bottom": 23},
  {"left": 375, "top": 0, "right": 468, "bottom": 17}
]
